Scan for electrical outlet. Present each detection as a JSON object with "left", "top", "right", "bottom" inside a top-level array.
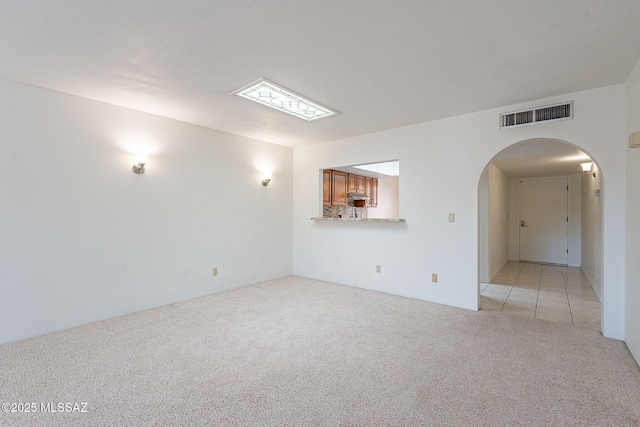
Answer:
[
  {"left": 432, "top": 273, "right": 438, "bottom": 283},
  {"left": 448, "top": 213, "right": 455, "bottom": 223},
  {"left": 376, "top": 265, "right": 381, "bottom": 273},
  {"left": 213, "top": 267, "right": 218, "bottom": 276}
]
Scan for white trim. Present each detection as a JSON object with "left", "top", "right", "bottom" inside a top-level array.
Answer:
[{"left": 489, "top": 259, "right": 509, "bottom": 283}]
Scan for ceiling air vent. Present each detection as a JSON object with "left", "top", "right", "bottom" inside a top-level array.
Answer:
[{"left": 500, "top": 101, "right": 573, "bottom": 129}]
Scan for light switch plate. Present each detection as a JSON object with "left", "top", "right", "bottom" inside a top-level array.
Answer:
[
  {"left": 448, "top": 213, "right": 455, "bottom": 223},
  {"left": 629, "top": 131, "right": 640, "bottom": 148}
]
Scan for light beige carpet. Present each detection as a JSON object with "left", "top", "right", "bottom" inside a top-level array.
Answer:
[{"left": 0, "top": 276, "right": 638, "bottom": 426}]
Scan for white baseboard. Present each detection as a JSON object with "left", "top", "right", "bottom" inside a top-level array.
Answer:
[
  {"left": 489, "top": 259, "right": 509, "bottom": 283},
  {"left": 580, "top": 267, "right": 602, "bottom": 302}
]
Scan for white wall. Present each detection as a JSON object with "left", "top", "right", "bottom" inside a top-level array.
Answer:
[
  {"left": 479, "top": 170, "right": 489, "bottom": 283},
  {"left": 293, "top": 85, "right": 626, "bottom": 340},
  {"left": 581, "top": 165, "right": 603, "bottom": 299},
  {"left": 0, "top": 79, "right": 293, "bottom": 345},
  {"left": 369, "top": 175, "right": 399, "bottom": 218},
  {"left": 488, "top": 164, "right": 509, "bottom": 279},
  {"left": 569, "top": 174, "right": 582, "bottom": 267},
  {"left": 507, "top": 174, "right": 581, "bottom": 267},
  {"left": 625, "top": 56, "right": 640, "bottom": 363},
  {"left": 508, "top": 178, "right": 519, "bottom": 261}
]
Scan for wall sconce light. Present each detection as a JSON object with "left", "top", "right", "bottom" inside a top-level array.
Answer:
[
  {"left": 262, "top": 172, "right": 272, "bottom": 186},
  {"left": 580, "top": 162, "right": 596, "bottom": 177},
  {"left": 132, "top": 153, "right": 148, "bottom": 174}
]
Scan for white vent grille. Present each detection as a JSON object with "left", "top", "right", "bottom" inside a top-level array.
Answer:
[{"left": 501, "top": 101, "right": 573, "bottom": 129}]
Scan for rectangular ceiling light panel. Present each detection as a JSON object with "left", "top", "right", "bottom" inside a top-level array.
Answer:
[{"left": 230, "top": 78, "right": 339, "bottom": 121}]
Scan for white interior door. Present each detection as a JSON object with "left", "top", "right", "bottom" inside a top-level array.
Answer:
[{"left": 519, "top": 178, "right": 568, "bottom": 264}]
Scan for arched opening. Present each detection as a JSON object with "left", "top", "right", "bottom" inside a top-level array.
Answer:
[{"left": 478, "top": 138, "right": 603, "bottom": 331}]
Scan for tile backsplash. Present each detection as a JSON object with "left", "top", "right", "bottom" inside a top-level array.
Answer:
[{"left": 323, "top": 205, "right": 368, "bottom": 219}]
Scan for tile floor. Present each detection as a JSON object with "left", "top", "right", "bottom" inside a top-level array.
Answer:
[{"left": 480, "top": 261, "right": 601, "bottom": 332}]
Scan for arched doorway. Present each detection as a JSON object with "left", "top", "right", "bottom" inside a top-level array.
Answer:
[{"left": 478, "top": 138, "right": 603, "bottom": 331}]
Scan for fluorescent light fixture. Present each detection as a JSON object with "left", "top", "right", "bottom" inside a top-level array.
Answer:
[
  {"left": 230, "top": 78, "right": 339, "bottom": 121},
  {"left": 353, "top": 161, "right": 400, "bottom": 176}
]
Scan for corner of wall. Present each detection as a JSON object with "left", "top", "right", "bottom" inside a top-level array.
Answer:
[{"left": 625, "top": 55, "right": 640, "bottom": 364}]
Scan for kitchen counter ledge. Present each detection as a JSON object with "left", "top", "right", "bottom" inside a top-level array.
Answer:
[{"left": 311, "top": 217, "right": 406, "bottom": 222}]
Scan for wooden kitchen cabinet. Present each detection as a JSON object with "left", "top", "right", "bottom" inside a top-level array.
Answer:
[
  {"left": 348, "top": 174, "right": 357, "bottom": 193},
  {"left": 370, "top": 178, "right": 378, "bottom": 207},
  {"left": 323, "top": 170, "right": 331, "bottom": 206},
  {"left": 364, "top": 177, "right": 372, "bottom": 206},
  {"left": 323, "top": 170, "right": 377, "bottom": 208},
  {"left": 331, "top": 170, "right": 348, "bottom": 206},
  {"left": 356, "top": 175, "right": 366, "bottom": 193}
]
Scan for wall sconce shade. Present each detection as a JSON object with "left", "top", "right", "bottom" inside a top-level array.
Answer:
[
  {"left": 262, "top": 172, "right": 272, "bottom": 186},
  {"left": 580, "top": 162, "right": 596, "bottom": 177},
  {"left": 133, "top": 153, "right": 148, "bottom": 174}
]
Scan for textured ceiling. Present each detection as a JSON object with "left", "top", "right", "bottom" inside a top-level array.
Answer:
[{"left": 1, "top": 1, "right": 640, "bottom": 147}]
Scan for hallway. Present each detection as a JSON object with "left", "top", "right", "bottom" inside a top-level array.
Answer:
[{"left": 480, "top": 261, "right": 601, "bottom": 332}]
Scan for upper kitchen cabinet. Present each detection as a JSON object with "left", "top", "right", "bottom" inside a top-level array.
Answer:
[
  {"left": 348, "top": 174, "right": 357, "bottom": 193},
  {"left": 367, "top": 178, "right": 378, "bottom": 207},
  {"left": 371, "top": 179, "right": 378, "bottom": 207},
  {"left": 356, "top": 175, "right": 366, "bottom": 194},
  {"left": 364, "top": 177, "right": 372, "bottom": 206},
  {"left": 331, "top": 170, "right": 348, "bottom": 206},
  {"left": 323, "top": 170, "right": 332, "bottom": 206},
  {"left": 322, "top": 161, "right": 399, "bottom": 218},
  {"left": 324, "top": 170, "right": 374, "bottom": 207}
]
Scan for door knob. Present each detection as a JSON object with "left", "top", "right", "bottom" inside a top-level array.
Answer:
[{"left": 521, "top": 220, "right": 527, "bottom": 227}]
